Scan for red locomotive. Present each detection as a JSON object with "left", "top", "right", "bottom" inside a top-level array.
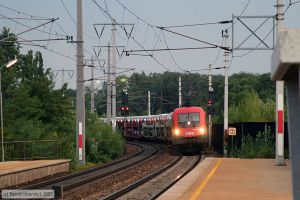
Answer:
[
  {"left": 116, "top": 106, "right": 208, "bottom": 152},
  {"left": 170, "top": 106, "right": 207, "bottom": 151}
]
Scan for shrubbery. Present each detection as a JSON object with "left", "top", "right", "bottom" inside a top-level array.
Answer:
[
  {"left": 230, "top": 127, "right": 275, "bottom": 158},
  {"left": 85, "top": 113, "right": 125, "bottom": 164}
]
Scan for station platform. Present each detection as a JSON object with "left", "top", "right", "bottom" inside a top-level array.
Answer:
[
  {"left": 0, "top": 160, "right": 70, "bottom": 189},
  {"left": 159, "top": 157, "right": 292, "bottom": 200}
]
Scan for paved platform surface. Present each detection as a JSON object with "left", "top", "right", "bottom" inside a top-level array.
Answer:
[
  {"left": 159, "top": 158, "right": 292, "bottom": 200},
  {"left": 0, "top": 160, "right": 70, "bottom": 189},
  {"left": 0, "top": 160, "right": 69, "bottom": 175}
]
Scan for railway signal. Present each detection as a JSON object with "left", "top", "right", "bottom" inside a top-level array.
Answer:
[
  {"left": 121, "top": 90, "right": 129, "bottom": 116},
  {"left": 121, "top": 91, "right": 128, "bottom": 105},
  {"left": 208, "top": 90, "right": 215, "bottom": 105},
  {"left": 208, "top": 90, "right": 215, "bottom": 115},
  {"left": 121, "top": 106, "right": 129, "bottom": 116}
]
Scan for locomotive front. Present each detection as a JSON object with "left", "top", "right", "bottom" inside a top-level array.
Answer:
[{"left": 171, "top": 106, "right": 208, "bottom": 152}]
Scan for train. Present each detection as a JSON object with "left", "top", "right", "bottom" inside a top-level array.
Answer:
[{"left": 116, "top": 106, "right": 208, "bottom": 152}]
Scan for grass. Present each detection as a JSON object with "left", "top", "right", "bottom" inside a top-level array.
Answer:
[{"left": 71, "top": 162, "right": 97, "bottom": 173}]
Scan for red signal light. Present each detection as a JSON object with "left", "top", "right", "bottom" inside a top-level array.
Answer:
[
  {"left": 126, "top": 107, "right": 129, "bottom": 111},
  {"left": 208, "top": 100, "right": 212, "bottom": 106}
]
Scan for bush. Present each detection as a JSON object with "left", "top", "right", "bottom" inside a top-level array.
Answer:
[
  {"left": 231, "top": 127, "right": 275, "bottom": 158},
  {"left": 85, "top": 113, "right": 125, "bottom": 164}
]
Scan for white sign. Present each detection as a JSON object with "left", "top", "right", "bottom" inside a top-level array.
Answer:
[
  {"left": 228, "top": 127, "right": 236, "bottom": 136},
  {"left": 2, "top": 190, "right": 54, "bottom": 199}
]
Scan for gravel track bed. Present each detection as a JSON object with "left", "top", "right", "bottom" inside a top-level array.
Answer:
[
  {"left": 118, "top": 155, "right": 199, "bottom": 200},
  {"left": 64, "top": 150, "right": 177, "bottom": 199}
]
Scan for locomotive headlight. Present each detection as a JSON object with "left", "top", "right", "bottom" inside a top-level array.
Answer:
[
  {"left": 174, "top": 128, "right": 180, "bottom": 136},
  {"left": 199, "top": 127, "right": 205, "bottom": 135}
]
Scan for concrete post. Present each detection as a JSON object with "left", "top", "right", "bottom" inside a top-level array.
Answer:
[
  {"left": 148, "top": 91, "right": 151, "bottom": 115},
  {"left": 91, "top": 58, "right": 95, "bottom": 113},
  {"left": 76, "top": 0, "right": 85, "bottom": 165},
  {"left": 111, "top": 22, "right": 117, "bottom": 129},
  {"left": 179, "top": 75, "right": 182, "bottom": 107},
  {"left": 208, "top": 64, "right": 213, "bottom": 149},
  {"left": 275, "top": 0, "right": 285, "bottom": 166},
  {"left": 223, "top": 29, "right": 229, "bottom": 157},
  {"left": 106, "top": 43, "right": 111, "bottom": 124}
]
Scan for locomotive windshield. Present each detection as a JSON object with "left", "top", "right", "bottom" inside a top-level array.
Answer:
[{"left": 177, "top": 112, "right": 200, "bottom": 127}]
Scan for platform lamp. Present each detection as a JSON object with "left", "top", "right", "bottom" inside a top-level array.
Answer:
[{"left": 1, "top": 57, "right": 18, "bottom": 162}]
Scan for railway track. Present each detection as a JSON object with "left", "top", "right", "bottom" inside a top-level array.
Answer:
[
  {"left": 102, "top": 153, "right": 203, "bottom": 200},
  {"left": 20, "top": 142, "right": 160, "bottom": 198}
]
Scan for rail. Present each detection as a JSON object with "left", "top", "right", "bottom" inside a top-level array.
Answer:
[
  {"left": 21, "top": 142, "right": 160, "bottom": 198},
  {"left": 102, "top": 153, "right": 203, "bottom": 200}
]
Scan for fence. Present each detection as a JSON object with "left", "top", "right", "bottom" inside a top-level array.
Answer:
[
  {"left": 0, "top": 140, "right": 61, "bottom": 161},
  {"left": 211, "top": 122, "right": 289, "bottom": 155}
]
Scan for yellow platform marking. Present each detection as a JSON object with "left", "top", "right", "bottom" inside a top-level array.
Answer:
[{"left": 190, "top": 159, "right": 222, "bottom": 200}]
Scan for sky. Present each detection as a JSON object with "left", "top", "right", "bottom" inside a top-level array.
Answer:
[{"left": 0, "top": 0, "right": 299, "bottom": 89}]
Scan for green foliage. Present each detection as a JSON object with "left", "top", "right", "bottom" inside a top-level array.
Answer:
[
  {"left": 89, "top": 71, "right": 276, "bottom": 124},
  {"left": 229, "top": 90, "right": 275, "bottom": 122},
  {"left": 85, "top": 113, "right": 125, "bottom": 163},
  {"left": 231, "top": 127, "right": 275, "bottom": 158},
  {"left": 0, "top": 28, "right": 127, "bottom": 166},
  {"left": 0, "top": 27, "right": 20, "bottom": 61},
  {"left": 0, "top": 28, "right": 76, "bottom": 161}
]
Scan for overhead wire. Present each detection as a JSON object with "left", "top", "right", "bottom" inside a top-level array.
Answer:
[
  {"left": 284, "top": 0, "right": 300, "bottom": 15},
  {"left": 0, "top": 3, "right": 88, "bottom": 60},
  {"left": 2, "top": 37, "right": 70, "bottom": 43},
  {"left": 210, "top": 37, "right": 225, "bottom": 66},
  {"left": 113, "top": 0, "right": 180, "bottom": 70},
  {"left": 158, "top": 27, "right": 230, "bottom": 51},
  {"left": 57, "top": 2, "right": 96, "bottom": 58},
  {"left": 46, "top": 19, "right": 54, "bottom": 47},
  {"left": 161, "top": 27, "right": 183, "bottom": 72},
  {"left": 124, "top": 46, "right": 216, "bottom": 53},
  {"left": 0, "top": 3, "right": 49, "bottom": 19},
  {"left": 0, "top": 13, "right": 65, "bottom": 37},
  {"left": 17, "top": 36, "right": 76, "bottom": 61},
  {"left": 115, "top": 0, "right": 229, "bottom": 63},
  {"left": 186, "top": 66, "right": 226, "bottom": 72},
  {"left": 292, "top": 0, "right": 300, "bottom": 4},
  {"left": 92, "top": 0, "right": 170, "bottom": 71},
  {"left": 53, "top": 20, "right": 79, "bottom": 59},
  {"left": 161, "top": 21, "right": 232, "bottom": 29},
  {"left": 114, "top": 0, "right": 227, "bottom": 94},
  {"left": 233, "top": 22, "right": 277, "bottom": 58},
  {"left": 224, "top": 0, "right": 251, "bottom": 70},
  {"left": 60, "top": 0, "right": 76, "bottom": 24},
  {"left": 54, "top": 20, "right": 94, "bottom": 58},
  {"left": 114, "top": 0, "right": 225, "bottom": 73},
  {"left": 0, "top": 4, "right": 66, "bottom": 37},
  {"left": 60, "top": 0, "right": 97, "bottom": 40},
  {"left": 226, "top": 0, "right": 251, "bottom": 31},
  {"left": 0, "top": 17, "right": 53, "bottom": 20}
]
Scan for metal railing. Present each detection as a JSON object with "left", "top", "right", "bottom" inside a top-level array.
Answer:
[{"left": 0, "top": 140, "right": 61, "bottom": 161}]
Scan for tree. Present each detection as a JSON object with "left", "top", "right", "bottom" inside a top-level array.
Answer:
[
  {"left": 229, "top": 90, "right": 275, "bottom": 122},
  {"left": 0, "top": 28, "right": 74, "bottom": 150}
]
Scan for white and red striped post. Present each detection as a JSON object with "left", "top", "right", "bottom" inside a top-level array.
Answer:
[
  {"left": 78, "top": 122, "right": 84, "bottom": 162},
  {"left": 275, "top": 0, "right": 285, "bottom": 166},
  {"left": 276, "top": 93, "right": 284, "bottom": 165}
]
